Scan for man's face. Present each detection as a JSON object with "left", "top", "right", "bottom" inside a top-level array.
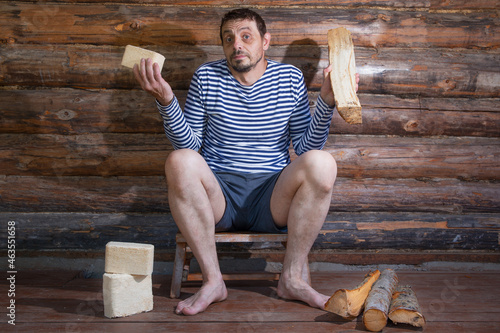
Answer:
[{"left": 221, "top": 19, "right": 270, "bottom": 73}]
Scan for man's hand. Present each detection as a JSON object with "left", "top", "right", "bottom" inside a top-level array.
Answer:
[
  {"left": 320, "top": 64, "right": 360, "bottom": 108},
  {"left": 133, "top": 58, "right": 174, "bottom": 106}
]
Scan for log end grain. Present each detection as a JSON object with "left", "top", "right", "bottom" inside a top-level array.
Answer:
[
  {"left": 389, "top": 309, "right": 426, "bottom": 327},
  {"left": 363, "top": 308, "right": 388, "bottom": 332},
  {"left": 337, "top": 104, "right": 362, "bottom": 124},
  {"left": 324, "top": 289, "right": 350, "bottom": 317}
]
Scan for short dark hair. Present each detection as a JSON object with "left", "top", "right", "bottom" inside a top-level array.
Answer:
[{"left": 219, "top": 8, "right": 267, "bottom": 42}]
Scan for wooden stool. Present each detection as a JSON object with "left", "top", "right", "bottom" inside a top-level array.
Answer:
[{"left": 170, "top": 232, "right": 299, "bottom": 298}]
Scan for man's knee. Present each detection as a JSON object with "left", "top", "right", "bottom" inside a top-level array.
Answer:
[
  {"left": 166, "top": 148, "right": 200, "bottom": 168},
  {"left": 301, "top": 150, "right": 337, "bottom": 174},
  {"left": 303, "top": 149, "right": 336, "bottom": 166},
  {"left": 165, "top": 149, "right": 203, "bottom": 182},
  {"left": 300, "top": 150, "right": 337, "bottom": 190}
]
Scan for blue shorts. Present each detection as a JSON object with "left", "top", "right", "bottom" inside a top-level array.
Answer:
[{"left": 213, "top": 170, "right": 287, "bottom": 233}]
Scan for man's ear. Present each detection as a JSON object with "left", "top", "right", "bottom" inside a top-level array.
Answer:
[{"left": 263, "top": 32, "right": 271, "bottom": 50}]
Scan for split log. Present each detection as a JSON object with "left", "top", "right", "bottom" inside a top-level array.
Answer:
[
  {"left": 363, "top": 269, "right": 399, "bottom": 332},
  {"left": 324, "top": 269, "right": 380, "bottom": 318},
  {"left": 328, "top": 27, "right": 362, "bottom": 124},
  {"left": 388, "top": 285, "right": 426, "bottom": 328}
]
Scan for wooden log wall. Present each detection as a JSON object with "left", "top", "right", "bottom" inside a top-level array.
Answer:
[{"left": 0, "top": 0, "right": 499, "bottom": 263}]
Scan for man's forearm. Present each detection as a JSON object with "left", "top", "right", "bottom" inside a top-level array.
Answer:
[{"left": 156, "top": 97, "right": 202, "bottom": 151}]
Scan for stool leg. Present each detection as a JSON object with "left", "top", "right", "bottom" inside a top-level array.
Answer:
[
  {"left": 182, "top": 248, "right": 192, "bottom": 281},
  {"left": 170, "top": 242, "right": 187, "bottom": 298}
]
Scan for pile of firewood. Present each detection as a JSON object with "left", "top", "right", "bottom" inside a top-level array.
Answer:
[{"left": 324, "top": 269, "right": 426, "bottom": 332}]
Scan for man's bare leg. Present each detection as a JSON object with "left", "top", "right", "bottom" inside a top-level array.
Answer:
[
  {"left": 271, "top": 150, "right": 337, "bottom": 309},
  {"left": 165, "top": 149, "right": 228, "bottom": 315}
]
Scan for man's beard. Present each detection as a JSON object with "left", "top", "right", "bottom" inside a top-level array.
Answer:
[{"left": 229, "top": 51, "right": 263, "bottom": 73}]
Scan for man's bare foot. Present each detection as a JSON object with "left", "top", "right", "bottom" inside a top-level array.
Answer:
[
  {"left": 175, "top": 279, "right": 228, "bottom": 315},
  {"left": 277, "top": 274, "right": 329, "bottom": 310}
]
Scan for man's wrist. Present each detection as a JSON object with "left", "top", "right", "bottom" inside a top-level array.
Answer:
[
  {"left": 318, "top": 94, "right": 336, "bottom": 109},
  {"left": 156, "top": 96, "right": 174, "bottom": 107}
]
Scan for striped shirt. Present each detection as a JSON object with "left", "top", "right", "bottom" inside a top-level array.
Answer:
[{"left": 157, "top": 59, "right": 335, "bottom": 173}]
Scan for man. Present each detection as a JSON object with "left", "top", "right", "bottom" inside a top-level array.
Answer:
[{"left": 134, "top": 8, "right": 359, "bottom": 315}]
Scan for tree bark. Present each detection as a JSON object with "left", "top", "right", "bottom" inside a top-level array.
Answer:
[
  {"left": 388, "top": 285, "right": 426, "bottom": 328},
  {"left": 363, "top": 269, "right": 399, "bottom": 331}
]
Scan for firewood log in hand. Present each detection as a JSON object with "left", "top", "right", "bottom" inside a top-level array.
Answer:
[{"left": 327, "top": 27, "right": 362, "bottom": 124}]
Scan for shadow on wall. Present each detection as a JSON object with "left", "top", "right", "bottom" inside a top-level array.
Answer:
[{"left": 283, "top": 38, "right": 322, "bottom": 89}]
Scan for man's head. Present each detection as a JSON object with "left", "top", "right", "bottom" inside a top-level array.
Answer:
[
  {"left": 219, "top": 9, "right": 271, "bottom": 75},
  {"left": 219, "top": 8, "right": 267, "bottom": 41}
]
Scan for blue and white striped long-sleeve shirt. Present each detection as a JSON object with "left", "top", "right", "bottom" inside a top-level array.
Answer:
[{"left": 157, "top": 59, "right": 335, "bottom": 173}]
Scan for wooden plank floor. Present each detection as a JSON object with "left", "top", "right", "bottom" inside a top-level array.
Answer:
[{"left": 1, "top": 269, "right": 499, "bottom": 332}]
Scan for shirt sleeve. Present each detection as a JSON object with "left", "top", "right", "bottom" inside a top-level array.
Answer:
[
  {"left": 290, "top": 73, "right": 336, "bottom": 155},
  {"left": 156, "top": 72, "right": 205, "bottom": 151}
]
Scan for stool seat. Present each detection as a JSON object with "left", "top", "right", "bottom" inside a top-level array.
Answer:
[{"left": 170, "top": 232, "right": 292, "bottom": 298}]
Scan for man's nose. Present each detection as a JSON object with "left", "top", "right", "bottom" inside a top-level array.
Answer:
[{"left": 233, "top": 37, "right": 243, "bottom": 50}]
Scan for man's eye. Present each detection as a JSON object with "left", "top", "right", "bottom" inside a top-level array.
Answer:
[
  {"left": 225, "top": 37, "right": 232, "bottom": 43},
  {"left": 243, "top": 35, "right": 250, "bottom": 39}
]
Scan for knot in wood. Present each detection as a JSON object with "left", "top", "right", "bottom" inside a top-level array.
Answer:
[
  {"left": 130, "top": 20, "right": 144, "bottom": 30},
  {"left": 377, "top": 14, "right": 391, "bottom": 22},
  {"left": 438, "top": 79, "right": 457, "bottom": 91},
  {"left": 2, "top": 37, "right": 17, "bottom": 44},
  {"left": 56, "top": 109, "right": 76, "bottom": 120},
  {"left": 404, "top": 120, "right": 419, "bottom": 132}
]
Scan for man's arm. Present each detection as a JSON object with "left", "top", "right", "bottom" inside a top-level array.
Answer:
[
  {"left": 133, "top": 58, "right": 203, "bottom": 151},
  {"left": 291, "top": 65, "right": 359, "bottom": 155},
  {"left": 320, "top": 65, "right": 360, "bottom": 108}
]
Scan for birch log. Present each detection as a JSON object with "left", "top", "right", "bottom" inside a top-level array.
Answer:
[
  {"left": 324, "top": 269, "right": 380, "bottom": 318},
  {"left": 328, "top": 27, "right": 362, "bottom": 124},
  {"left": 363, "top": 269, "right": 399, "bottom": 331},
  {"left": 388, "top": 285, "right": 426, "bottom": 327}
]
